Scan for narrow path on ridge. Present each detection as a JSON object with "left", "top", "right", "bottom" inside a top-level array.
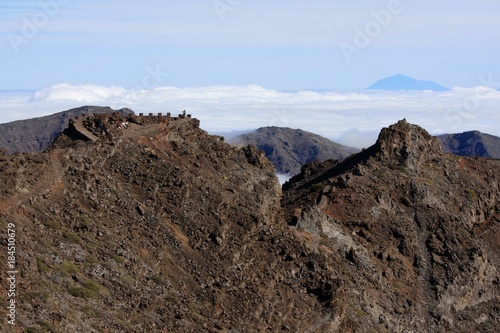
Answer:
[{"left": 0, "top": 152, "right": 64, "bottom": 214}]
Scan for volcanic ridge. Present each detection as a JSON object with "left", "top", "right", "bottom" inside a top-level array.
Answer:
[{"left": 0, "top": 114, "right": 498, "bottom": 333}]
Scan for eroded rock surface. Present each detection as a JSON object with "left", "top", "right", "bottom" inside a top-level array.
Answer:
[
  {"left": 0, "top": 117, "right": 498, "bottom": 332},
  {"left": 283, "top": 120, "right": 500, "bottom": 332},
  {"left": 1, "top": 114, "right": 342, "bottom": 332}
]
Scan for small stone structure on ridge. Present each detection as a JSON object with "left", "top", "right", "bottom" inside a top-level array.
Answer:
[{"left": 67, "top": 111, "right": 193, "bottom": 142}]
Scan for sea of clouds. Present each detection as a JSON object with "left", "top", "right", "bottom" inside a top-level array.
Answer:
[{"left": 1, "top": 83, "right": 499, "bottom": 149}]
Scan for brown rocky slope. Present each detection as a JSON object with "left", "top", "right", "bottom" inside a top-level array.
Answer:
[
  {"left": 1, "top": 113, "right": 346, "bottom": 332},
  {"left": 283, "top": 119, "right": 499, "bottom": 332},
  {"left": 0, "top": 116, "right": 498, "bottom": 332}
]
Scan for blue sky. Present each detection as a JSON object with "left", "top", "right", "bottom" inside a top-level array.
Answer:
[{"left": 2, "top": 0, "right": 500, "bottom": 90}]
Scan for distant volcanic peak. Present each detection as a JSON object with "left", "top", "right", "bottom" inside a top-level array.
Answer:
[
  {"left": 374, "top": 119, "right": 442, "bottom": 169},
  {"left": 368, "top": 73, "right": 449, "bottom": 91}
]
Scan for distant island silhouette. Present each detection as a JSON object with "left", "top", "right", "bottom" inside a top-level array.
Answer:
[{"left": 367, "top": 73, "right": 449, "bottom": 91}]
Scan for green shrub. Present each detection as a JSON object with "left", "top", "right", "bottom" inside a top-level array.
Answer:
[
  {"left": 81, "top": 281, "right": 101, "bottom": 293},
  {"left": 63, "top": 232, "right": 82, "bottom": 245},
  {"left": 119, "top": 274, "right": 134, "bottom": 285},
  {"left": 150, "top": 275, "right": 165, "bottom": 286},
  {"left": 26, "top": 320, "right": 60, "bottom": 333},
  {"left": 466, "top": 189, "right": 477, "bottom": 201},
  {"left": 165, "top": 293, "right": 178, "bottom": 303},
  {"left": 60, "top": 261, "right": 79, "bottom": 274},
  {"left": 37, "top": 258, "right": 50, "bottom": 273},
  {"left": 310, "top": 182, "right": 324, "bottom": 193},
  {"left": 80, "top": 305, "right": 98, "bottom": 317},
  {"left": 21, "top": 290, "right": 49, "bottom": 303},
  {"left": 0, "top": 217, "right": 7, "bottom": 228},
  {"left": 77, "top": 214, "right": 93, "bottom": 230},
  {"left": 38, "top": 320, "right": 58, "bottom": 332},
  {"left": 112, "top": 254, "right": 125, "bottom": 264},
  {"left": 69, "top": 280, "right": 101, "bottom": 299},
  {"left": 69, "top": 285, "right": 99, "bottom": 299},
  {"left": 388, "top": 163, "right": 407, "bottom": 172},
  {"left": 42, "top": 219, "right": 60, "bottom": 230},
  {"left": 85, "top": 254, "right": 98, "bottom": 264}
]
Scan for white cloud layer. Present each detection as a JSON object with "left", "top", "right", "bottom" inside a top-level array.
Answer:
[{"left": 1, "top": 84, "right": 499, "bottom": 148}]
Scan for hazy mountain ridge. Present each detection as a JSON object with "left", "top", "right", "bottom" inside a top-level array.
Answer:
[
  {"left": 437, "top": 130, "right": 500, "bottom": 158},
  {"left": 368, "top": 74, "right": 449, "bottom": 91},
  {"left": 0, "top": 115, "right": 498, "bottom": 332},
  {"left": 2, "top": 108, "right": 500, "bottom": 166},
  {"left": 234, "top": 126, "right": 359, "bottom": 175},
  {"left": 0, "top": 106, "right": 133, "bottom": 154}
]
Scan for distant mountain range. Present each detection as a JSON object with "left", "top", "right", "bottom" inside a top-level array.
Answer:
[
  {"left": 1, "top": 107, "right": 499, "bottom": 177},
  {"left": 0, "top": 106, "right": 132, "bottom": 154},
  {"left": 235, "top": 127, "right": 500, "bottom": 176},
  {"left": 233, "top": 127, "right": 358, "bottom": 175},
  {"left": 437, "top": 131, "right": 500, "bottom": 158},
  {"left": 367, "top": 74, "right": 449, "bottom": 91}
]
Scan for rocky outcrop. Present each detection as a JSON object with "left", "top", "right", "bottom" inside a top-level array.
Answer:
[
  {"left": 67, "top": 119, "right": 100, "bottom": 142},
  {"left": 283, "top": 120, "right": 500, "bottom": 332},
  {"left": 374, "top": 119, "right": 443, "bottom": 171}
]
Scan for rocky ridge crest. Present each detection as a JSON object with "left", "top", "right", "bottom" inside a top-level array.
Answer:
[
  {"left": 438, "top": 130, "right": 500, "bottom": 158},
  {"left": 283, "top": 120, "right": 499, "bottom": 332}
]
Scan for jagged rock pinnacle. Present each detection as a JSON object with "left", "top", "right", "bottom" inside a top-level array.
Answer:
[{"left": 374, "top": 119, "right": 442, "bottom": 171}]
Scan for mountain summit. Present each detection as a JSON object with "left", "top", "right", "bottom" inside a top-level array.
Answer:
[
  {"left": 437, "top": 130, "right": 500, "bottom": 158},
  {"left": 367, "top": 74, "right": 449, "bottom": 91},
  {"left": 283, "top": 119, "right": 499, "bottom": 332},
  {"left": 234, "top": 127, "right": 358, "bottom": 175}
]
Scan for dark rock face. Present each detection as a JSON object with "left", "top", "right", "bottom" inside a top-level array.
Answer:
[
  {"left": 234, "top": 126, "right": 358, "bottom": 175},
  {"left": 0, "top": 116, "right": 498, "bottom": 332},
  {"left": 283, "top": 120, "right": 500, "bottom": 332},
  {"left": 0, "top": 106, "right": 133, "bottom": 154},
  {"left": 437, "top": 130, "right": 500, "bottom": 158}
]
